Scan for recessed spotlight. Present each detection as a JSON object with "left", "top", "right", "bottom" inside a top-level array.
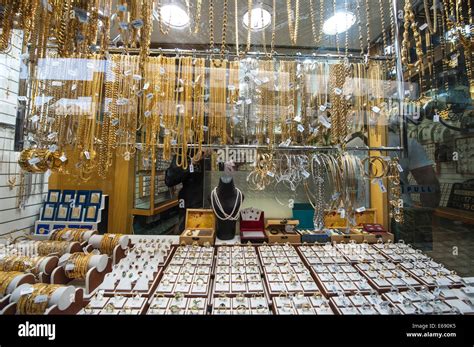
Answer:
[
  {"left": 323, "top": 11, "right": 356, "bottom": 35},
  {"left": 243, "top": 7, "right": 272, "bottom": 31},
  {"left": 154, "top": 4, "right": 190, "bottom": 29}
]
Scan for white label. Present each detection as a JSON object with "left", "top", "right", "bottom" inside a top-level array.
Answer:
[
  {"left": 84, "top": 151, "right": 91, "bottom": 160},
  {"left": 20, "top": 287, "right": 34, "bottom": 296},
  {"left": 30, "top": 115, "right": 39, "bottom": 123},
  {"left": 331, "top": 192, "right": 340, "bottom": 201},
  {"left": 59, "top": 155, "right": 67, "bottom": 162},
  {"left": 334, "top": 88, "right": 343, "bottom": 95},
  {"left": 433, "top": 114, "right": 440, "bottom": 122},
  {"left": 356, "top": 207, "right": 366, "bottom": 213},
  {"left": 372, "top": 106, "right": 381, "bottom": 114},
  {"left": 245, "top": 98, "right": 252, "bottom": 105},
  {"left": 294, "top": 115, "right": 302, "bottom": 123},
  {"left": 297, "top": 124, "right": 305, "bottom": 133},
  {"left": 18, "top": 96, "right": 28, "bottom": 101},
  {"left": 419, "top": 23, "right": 428, "bottom": 31},
  {"left": 339, "top": 209, "right": 346, "bottom": 219},
  {"left": 34, "top": 295, "right": 48, "bottom": 303},
  {"left": 144, "top": 111, "right": 151, "bottom": 117},
  {"left": 319, "top": 105, "right": 327, "bottom": 112},
  {"left": 143, "top": 82, "right": 150, "bottom": 90},
  {"left": 52, "top": 81, "right": 62, "bottom": 87},
  {"left": 318, "top": 115, "right": 332, "bottom": 129},
  {"left": 373, "top": 178, "right": 387, "bottom": 193},
  {"left": 189, "top": 164, "right": 194, "bottom": 173},
  {"left": 267, "top": 171, "right": 275, "bottom": 178},
  {"left": 146, "top": 93, "right": 154, "bottom": 100},
  {"left": 132, "top": 74, "right": 142, "bottom": 81},
  {"left": 28, "top": 157, "right": 40, "bottom": 165},
  {"left": 135, "top": 143, "right": 143, "bottom": 151},
  {"left": 397, "top": 164, "right": 404, "bottom": 173},
  {"left": 302, "top": 170, "right": 310, "bottom": 179},
  {"left": 202, "top": 126, "right": 208, "bottom": 132}
]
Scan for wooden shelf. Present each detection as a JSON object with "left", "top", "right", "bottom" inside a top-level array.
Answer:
[{"left": 434, "top": 207, "right": 474, "bottom": 224}]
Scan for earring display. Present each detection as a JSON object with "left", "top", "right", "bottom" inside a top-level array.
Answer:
[{"left": 147, "top": 295, "right": 207, "bottom": 315}]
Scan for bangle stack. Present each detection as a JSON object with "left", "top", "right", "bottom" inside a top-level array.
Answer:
[
  {"left": 16, "top": 283, "right": 64, "bottom": 315},
  {"left": 100, "top": 234, "right": 123, "bottom": 256},
  {"left": 65, "top": 253, "right": 93, "bottom": 279},
  {"left": 0, "top": 271, "right": 24, "bottom": 297}
]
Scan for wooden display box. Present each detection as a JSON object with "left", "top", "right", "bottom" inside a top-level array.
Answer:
[
  {"left": 324, "top": 209, "right": 376, "bottom": 229},
  {"left": 179, "top": 209, "right": 216, "bottom": 246},
  {"left": 265, "top": 219, "right": 300, "bottom": 244},
  {"left": 329, "top": 230, "right": 365, "bottom": 244}
]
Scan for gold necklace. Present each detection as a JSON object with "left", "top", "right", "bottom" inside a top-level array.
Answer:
[{"left": 286, "top": 0, "right": 300, "bottom": 45}]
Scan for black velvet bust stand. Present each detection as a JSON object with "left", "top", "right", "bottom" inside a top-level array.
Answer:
[{"left": 209, "top": 176, "right": 244, "bottom": 240}]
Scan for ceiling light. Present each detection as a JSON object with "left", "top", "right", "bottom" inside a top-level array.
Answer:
[
  {"left": 323, "top": 11, "right": 356, "bottom": 35},
  {"left": 155, "top": 4, "right": 190, "bottom": 29},
  {"left": 243, "top": 7, "right": 272, "bottom": 31}
]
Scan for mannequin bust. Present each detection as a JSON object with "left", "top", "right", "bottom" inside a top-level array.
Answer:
[{"left": 209, "top": 175, "right": 244, "bottom": 240}]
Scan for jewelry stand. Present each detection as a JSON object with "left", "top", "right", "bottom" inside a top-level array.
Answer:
[
  {"left": 2, "top": 284, "right": 84, "bottom": 315},
  {"left": 88, "top": 235, "right": 130, "bottom": 265},
  {"left": 50, "top": 255, "right": 111, "bottom": 296},
  {"left": 37, "top": 256, "right": 59, "bottom": 284},
  {"left": 209, "top": 177, "right": 244, "bottom": 241}
]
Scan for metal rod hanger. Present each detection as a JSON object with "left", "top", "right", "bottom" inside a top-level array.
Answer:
[
  {"left": 136, "top": 144, "right": 403, "bottom": 152},
  {"left": 107, "top": 47, "right": 393, "bottom": 62}
]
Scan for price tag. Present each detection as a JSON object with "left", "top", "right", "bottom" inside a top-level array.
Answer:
[
  {"left": 419, "top": 23, "right": 428, "bottom": 31},
  {"left": 18, "top": 96, "right": 27, "bottom": 101},
  {"left": 52, "top": 81, "right": 62, "bottom": 87},
  {"left": 20, "top": 287, "right": 34, "bottom": 296},
  {"left": 30, "top": 115, "right": 39, "bottom": 123},
  {"left": 331, "top": 192, "right": 340, "bottom": 201},
  {"left": 334, "top": 88, "right": 343, "bottom": 95},
  {"left": 318, "top": 115, "right": 332, "bottom": 129},
  {"left": 84, "top": 151, "right": 91, "bottom": 160},
  {"left": 338, "top": 209, "right": 346, "bottom": 219},
  {"left": 28, "top": 157, "right": 40, "bottom": 165},
  {"left": 34, "top": 295, "right": 48, "bottom": 304},
  {"left": 397, "top": 164, "right": 404, "bottom": 173},
  {"left": 319, "top": 105, "right": 327, "bottom": 112},
  {"left": 144, "top": 111, "right": 151, "bottom": 118},
  {"left": 267, "top": 171, "right": 275, "bottom": 178},
  {"left": 48, "top": 144, "right": 58, "bottom": 152},
  {"left": 372, "top": 106, "right": 381, "bottom": 114},
  {"left": 245, "top": 98, "right": 252, "bottom": 105},
  {"left": 297, "top": 124, "right": 305, "bottom": 133},
  {"left": 146, "top": 93, "right": 154, "bottom": 100},
  {"left": 294, "top": 115, "right": 302, "bottom": 123},
  {"left": 202, "top": 126, "right": 208, "bottom": 132},
  {"left": 171, "top": 139, "right": 177, "bottom": 145},
  {"left": 302, "top": 170, "right": 310, "bottom": 179},
  {"left": 132, "top": 74, "right": 142, "bottom": 81},
  {"left": 143, "top": 82, "right": 150, "bottom": 90},
  {"left": 373, "top": 178, "right": 387, "bottom": 193},
  {"left": 189, "top": 164, "right": 194, "bottom": 173},
  {"left": 433, "top": 113, "right": 440, "bottom": 122},
  {"left": 135, "top": 143, "right": 143, "bottom": 151},
  {"left": 160, "top": 67, "right": 166, "bottom": 75},
  {"left": 59, "top": 154, "right": 67, "bottom": 162},
  {"left": 356, "top": 207, "right": 366, "bottom": 213}
]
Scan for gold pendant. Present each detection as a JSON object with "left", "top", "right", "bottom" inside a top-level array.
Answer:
[{"left": 7, "top": 176, "right": 16, "bottom": 189}]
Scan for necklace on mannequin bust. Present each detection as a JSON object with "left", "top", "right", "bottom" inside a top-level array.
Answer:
[{"left": 211, "top": 187, "right": 243, "bottom": 221}]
